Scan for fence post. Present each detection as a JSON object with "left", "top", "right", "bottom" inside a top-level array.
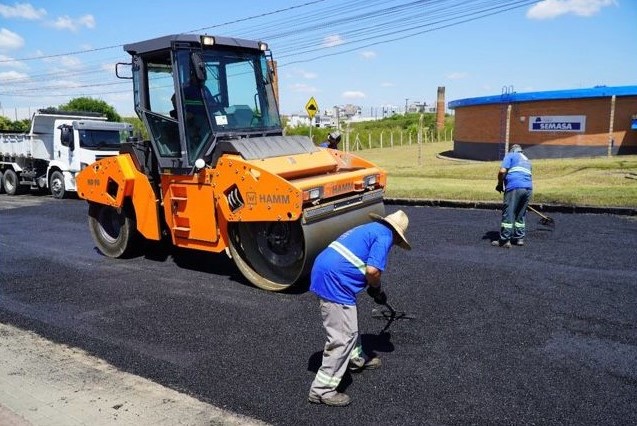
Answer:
[
  {"left": 418, "top": 114, "right": 424, "bottom": 166},
  {"left": 380, "top": 131, "right": 383, "bottom": 149}
]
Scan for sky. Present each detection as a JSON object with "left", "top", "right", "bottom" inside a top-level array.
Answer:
[{"left": 0, "top": 0, "right": 635, "bottom": 121}]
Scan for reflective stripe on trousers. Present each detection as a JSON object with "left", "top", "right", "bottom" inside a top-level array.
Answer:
[
  {"left": 500, "top": 188, "right": 532, "bottom": 241},
  {"left": 309, "top": 299, "right": 360, "bottom": 399}
]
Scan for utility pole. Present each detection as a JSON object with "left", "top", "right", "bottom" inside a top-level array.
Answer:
[{"left": 405, "top": 98, "right": 409, "bottom": 115}]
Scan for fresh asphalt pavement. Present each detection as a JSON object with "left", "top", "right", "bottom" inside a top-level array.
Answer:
[{"left": 0, "top": 194, "right": 635, "bottom": 425}]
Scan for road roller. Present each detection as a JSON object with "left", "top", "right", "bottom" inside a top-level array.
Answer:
[{"left": 76, "top": 34, "right": 386, "bottom": 291}]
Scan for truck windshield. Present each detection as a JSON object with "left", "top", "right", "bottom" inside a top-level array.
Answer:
[{"left": 78, "top": 129, "right": 123, "bottom": 150}]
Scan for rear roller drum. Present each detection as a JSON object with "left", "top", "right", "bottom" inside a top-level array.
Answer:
[{"left": 88, "top": 202, "right": 139, "bottom": 258}]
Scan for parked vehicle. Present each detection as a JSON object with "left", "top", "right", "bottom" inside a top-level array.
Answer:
[{"left": 0, "top": 111, "right": 133, "bottom": 198}]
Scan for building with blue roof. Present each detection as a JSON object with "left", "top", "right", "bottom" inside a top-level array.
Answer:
[{"left": 448, "top": 85, "right": 637, "bottom": 160}]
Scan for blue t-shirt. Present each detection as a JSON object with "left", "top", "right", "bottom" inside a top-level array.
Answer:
[
  {"left": 501, "top": 151, "right": 533, "bottom": 191},
  {"left": 310, "top": 222, "right": 393, "bottom": 305}
]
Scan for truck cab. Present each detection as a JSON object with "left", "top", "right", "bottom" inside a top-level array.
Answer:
[{"left": 50, "top": 118, "right": 133, "bottom": 198}]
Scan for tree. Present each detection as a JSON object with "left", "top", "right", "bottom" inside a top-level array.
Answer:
[
  {"left": 0, "top": 116, "right": 30, "bottom": 132},
  {"left": 58, "top": 97, "right": 122, "bottom": 122}
]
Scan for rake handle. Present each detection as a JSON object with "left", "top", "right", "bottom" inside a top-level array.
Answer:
[{"left": 528, "top": 205, "right": 551, "bottom": 221}]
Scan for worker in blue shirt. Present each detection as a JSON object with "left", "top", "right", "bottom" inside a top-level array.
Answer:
[
  {"left": 492, "top": 144, "right": 533, "bottom": 248},
  {"left": 308, "top": 210, "right": 411, "bottom": 407},
  {"left": 319, "top": 131, "right": 341, "bottom": 149}
]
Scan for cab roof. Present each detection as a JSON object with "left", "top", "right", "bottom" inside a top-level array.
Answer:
[{"left": 123, "top": 34, "right": 264, "bottom": 55}]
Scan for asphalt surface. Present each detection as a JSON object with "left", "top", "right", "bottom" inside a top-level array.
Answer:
[{"left": 0, "top": 194, "right": 636, "bottom": 425}]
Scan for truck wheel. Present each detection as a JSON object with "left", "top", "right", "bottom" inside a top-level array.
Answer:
[
  {"left": 88, "top": 202, "right": 138, "bottom": 258},
  {"left": 49, "top": 170, "right": 66, "bottom": 199},
  {"left": 0, "top": 171, "right": 4, "bottom": 194},
  {"left": 2, "top": 169, "right": 23, "bottom": 195}
]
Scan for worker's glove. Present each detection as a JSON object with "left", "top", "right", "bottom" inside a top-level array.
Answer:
[
  {"left": 495, "top": 183, "right": 504, "bottom": 193},
  {"left": 367, "top": 286, "right": 387, "bottom": 305}
]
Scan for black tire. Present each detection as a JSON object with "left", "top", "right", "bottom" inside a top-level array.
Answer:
[
  {"left": 49, "top": 170, "right": 66, "bottom": 199},
  {"left": 0, "top": 171, "right": 4, "bottom": 194},
  {"left": 2, "top": 169, "right": 23, "bottom": 195},
  {"left": 88, "top": 202, "right": 139, "bottom": 258}
]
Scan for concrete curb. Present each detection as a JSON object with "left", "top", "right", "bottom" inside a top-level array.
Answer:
[{"left": 384, "top": 198, "right": 637, "bottom": 216}]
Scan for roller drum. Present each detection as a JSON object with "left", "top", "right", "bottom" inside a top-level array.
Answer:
[{"left": 228, "top": 197, "right": 385, "bottom": 291}]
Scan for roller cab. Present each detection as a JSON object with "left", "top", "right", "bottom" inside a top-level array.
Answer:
[{"left": 77, "top": 34, "right": 386, "bottom": 291}]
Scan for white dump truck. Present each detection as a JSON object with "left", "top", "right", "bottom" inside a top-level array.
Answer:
[{"left": 0, "top": 111, "right": 133, "bottom": 198}]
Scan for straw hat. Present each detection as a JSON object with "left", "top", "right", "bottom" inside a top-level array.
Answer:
[{"left": 369, "top": 209, "right": 411, "bottom": 250}]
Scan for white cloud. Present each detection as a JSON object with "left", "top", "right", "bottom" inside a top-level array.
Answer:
[
  {"left": 447, "top": 72, "right": 468, "bottom": 80},
  {"left": 342, "top": 90, "right": 366, "bottom": 99},
  {"left": 58, "top": 55, "right": 82, "bottom": 68},
  {"left": 47, "top": 78, "right": 83, "bottom": 89},
  {"left": 323, "top": 34, "right": 344, "bottom": 48},
  {"left": 0, "top": 54, "right": 27, "bottom": 69},
  {"left": 51, "top": 14, "right": 96, "bottom": 31},
  {"left": 527, "top": 0, "right": 617, "bottom": 19},
  {"left": 285, "top": 68, "right": 318, "bottom": 80},
  {"left": 0, "top": 28, "right": 24, "bottom": 50},
  {"left": 43, "top": 55, "right": 82, "bottom": 69},
  {"left": 0, "top": 3, "right": 46, "bottom": 20},
  {"left": 360, "top": 51, "right": 376, "bottom": 59},
  {"left": 288, "top": 82, "right": 318, "bottom": 93},
  {"left": 0, "top": 69, "right": 29, "bottom": 81},
  {"left": 101, "top": 62, "right": 114, "bottom": 72}
]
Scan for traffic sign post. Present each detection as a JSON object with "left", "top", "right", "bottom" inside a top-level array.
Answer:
[{"left": 305, "top": 97, "right": 318, "bottom": 142}]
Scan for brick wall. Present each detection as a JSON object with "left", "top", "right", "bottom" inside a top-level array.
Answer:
[{"left": 453, "top": 95, "right": 637, "bottom": 159}]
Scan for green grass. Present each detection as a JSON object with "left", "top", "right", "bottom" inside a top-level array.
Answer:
[{"left": 354, "top": 141, "right": 637, "bottom": 208}]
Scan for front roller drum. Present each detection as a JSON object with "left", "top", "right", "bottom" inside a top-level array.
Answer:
[{"left": 227, "top": 201, "right": 385, "bottom": 291}]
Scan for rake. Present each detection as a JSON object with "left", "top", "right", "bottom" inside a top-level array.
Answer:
[
  {"left": 372, "top": 301, "right": 416, "bottom": 332},
  {"left": 528, "top": 205, "right": 555, "bottom": 227}
]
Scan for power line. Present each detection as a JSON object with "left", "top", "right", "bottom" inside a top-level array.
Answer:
[{"left": 1, "top": 1, "right": 539, "bottom": 101}]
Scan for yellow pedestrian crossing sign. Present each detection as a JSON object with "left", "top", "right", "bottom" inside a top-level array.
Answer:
[{"left": 305, "top": 97, "right": 318, "bottom": 119}]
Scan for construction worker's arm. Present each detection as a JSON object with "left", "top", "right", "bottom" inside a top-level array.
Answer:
[
  {"left": 366, "top": 266, "right": 387, "bottom": 304},
  {"left": 495, "top": 167, "right": 507, "bottom": 193},
  {"left": 365, "top": 265, "right": 381, "bottom": 288}
]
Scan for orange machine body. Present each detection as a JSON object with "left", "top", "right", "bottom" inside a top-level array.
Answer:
[{"left": 77, "top": 148, "right": 386, "bottom": 254}]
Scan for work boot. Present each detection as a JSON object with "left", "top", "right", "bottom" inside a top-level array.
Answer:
[
  {"left": 491, "top": 240, "right": 511, "bottom": 248},
  {"left": 513, "top": 239, "right": 524, "bottom": 246},
  {"left": 308, "top": 392, "right": 351, "bottom": 407},
  {"left": 348, "top": 356, "right": 382, "bottom": 372}
]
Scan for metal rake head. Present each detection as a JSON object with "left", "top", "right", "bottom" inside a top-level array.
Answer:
[{"left": 539, "top": 216, "right": 555, "bottom": 227}]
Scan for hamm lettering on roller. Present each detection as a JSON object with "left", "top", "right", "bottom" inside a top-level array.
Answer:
[
  {"left": 259, "top": 194, "right": 290, "bottom": 204},
  {"left": 330, "top": 182, "right": 354, "bottom": 195}
]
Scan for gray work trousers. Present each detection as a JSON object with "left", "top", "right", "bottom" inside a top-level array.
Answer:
[{"left": 309, "top": 298, "right": 364, "bottom": 398}]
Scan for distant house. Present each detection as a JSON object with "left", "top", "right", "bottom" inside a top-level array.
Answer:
[
  {"left": 449, "top": 85, "right": 637, "bottom": 160},
  {"left": 285, "top": 114, "right": 311, "bottom": 127}
]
